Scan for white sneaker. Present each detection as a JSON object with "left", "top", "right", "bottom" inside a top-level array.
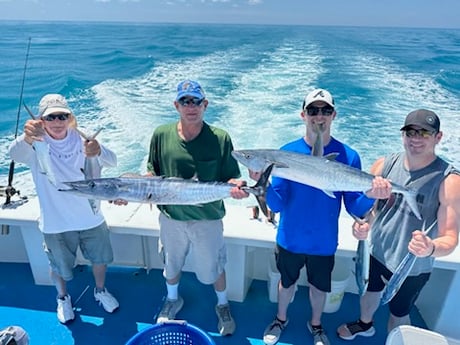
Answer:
[
  {"left": 94, "top": 288, "right": 119, "bottom": 313},
  {"left": 57, "top": 295, "right": 75, "bottom": 324}
]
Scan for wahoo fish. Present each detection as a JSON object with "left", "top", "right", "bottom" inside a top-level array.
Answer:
[
  {"left": 24, "top": 103, "right": 58, "bottom": 187},
  {"left": 75, "top": 128, "right": 103, "bottom": 214},
  {"left": 231, "top": 149, "right": 422, "bottom": 220},
  {"left": 380, "top": 220, "right": 437, "bottom": 305},
  {"left": 60, "top": 164, "right": 274, "bottom": 217}
]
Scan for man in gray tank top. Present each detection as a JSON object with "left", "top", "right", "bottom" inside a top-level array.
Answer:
[{"left": 337, "top": 109, "right": 460, "bottom": 340}]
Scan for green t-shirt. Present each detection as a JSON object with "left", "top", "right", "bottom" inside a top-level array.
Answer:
[{"left": 147, "top": 122, "right": 241, "bottom": 220}]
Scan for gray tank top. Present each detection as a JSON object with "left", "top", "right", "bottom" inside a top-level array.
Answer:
[{"left": 370, "top": 152, "right": 457, "bottom": 275}]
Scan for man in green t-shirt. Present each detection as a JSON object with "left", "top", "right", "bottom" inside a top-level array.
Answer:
[{"left": 147, "top": 80, "right": 249, "bottom": 336}]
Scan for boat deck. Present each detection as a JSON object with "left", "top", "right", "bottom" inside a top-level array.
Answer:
[{"left": 0, "top": 262, "right": 427, "bottom": 345}]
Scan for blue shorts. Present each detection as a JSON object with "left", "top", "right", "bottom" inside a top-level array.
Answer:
[
  {"left": 275, "top": 244, "right": 334, "bottom": 292},
  {"left": 368, "top": 255, "right": 430, "bottom": 317},
  {"left": 43, "top": 222, "right": 113, "bottom": 281}
]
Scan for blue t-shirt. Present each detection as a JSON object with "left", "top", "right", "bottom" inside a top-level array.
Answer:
[{"left": 267, "top": 137, "right": 374, "bottom": 255}]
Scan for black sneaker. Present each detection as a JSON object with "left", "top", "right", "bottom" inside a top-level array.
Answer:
[{"left": 337, "top": 320, "right": 376, "bottom": 340}]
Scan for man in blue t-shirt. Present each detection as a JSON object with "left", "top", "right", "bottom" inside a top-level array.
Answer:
[{"left": 250, "top": 88, "right": 391, "bottom": 345}]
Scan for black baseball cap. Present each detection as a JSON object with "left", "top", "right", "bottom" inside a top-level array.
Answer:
[{"left": 401, "top": 109, "right": 440, "bottom": 133}]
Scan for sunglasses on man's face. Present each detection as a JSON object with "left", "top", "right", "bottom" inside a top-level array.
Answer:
[
  {"left": 177, "top": 98, "right": 204, "bottom": 107},
  {"left": 305, "top": 105, "right": 334, "bottom": 116},
  {"left": 42, "top": 113, "right": 70, "bottom": 121},
  {"left": 404, "top": 128, "right": 436, "bottom": 139}
]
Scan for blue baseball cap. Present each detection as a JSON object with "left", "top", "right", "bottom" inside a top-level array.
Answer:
[{"left": 176, "top": 80, "right": 206, "bottom": 101}]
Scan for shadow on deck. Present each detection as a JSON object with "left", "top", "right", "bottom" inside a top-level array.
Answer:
[{"left": 0, "top": 262, "right": 427, "bottom": 345}]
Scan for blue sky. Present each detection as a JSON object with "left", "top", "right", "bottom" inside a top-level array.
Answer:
[{"left": 1, "top": 0, "right": 459, "bottom": 28}]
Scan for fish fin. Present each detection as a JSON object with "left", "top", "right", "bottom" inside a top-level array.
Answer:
[
  {"left": 23, "top": 102, "right": 37, "bottom": 120},
  {"left": 90, "top": 128, "right": 103, "bottom": 140},
  {"left": 88, "top": 199, "right": 99, "bottom": 214},
  {"left": 323, "top": 190, "right": 336, "bottom": 198},
  {"left": 76, "top": 127, "right": 103, "bottom": 141},
  {"left": 380, "top": 275, "right": 389, "bottom": 286},
  {"left": 271, "top": 162, "right": 289, "bottom": 169},
  {"left": 75, "top": 128, "right": 90, "bottom": 141},
  {"left": 324, "top": 152, "right": 340, "bottom": 161}
]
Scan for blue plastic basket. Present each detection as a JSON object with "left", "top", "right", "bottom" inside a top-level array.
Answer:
[{"left": 125, "top": 321, "right": 216, "bottom": 345}]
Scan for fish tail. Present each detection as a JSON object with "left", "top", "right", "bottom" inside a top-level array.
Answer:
[
  {"left": 250, "top": 163, "right": 274, "bottom": 217},
  {"left": 403, "top": 189, "right": 422, "bottom": 220}
]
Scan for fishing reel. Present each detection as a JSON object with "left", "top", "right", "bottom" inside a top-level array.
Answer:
[
  {"left": 0, "top": 185, "right": 17, "bottom": 199},
  {"left": 1, "top": 185, "right": 28, "bottom": 208},
  {"left": 1, "top": 185, "right": 28, "bottom": 235}
]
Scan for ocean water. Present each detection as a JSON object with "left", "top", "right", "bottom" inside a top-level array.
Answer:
[{"left": 1, "top": 21, "right": 459, "bottom": 201}]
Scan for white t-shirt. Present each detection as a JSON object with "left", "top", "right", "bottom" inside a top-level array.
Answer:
[{"left": 9, "top": 128, "right": 117, "bottom": 233}]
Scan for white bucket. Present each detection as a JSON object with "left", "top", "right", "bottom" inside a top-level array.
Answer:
[
  {"left": 268, "top": 253, "right": 280, "bottom": 303},
  {"left": 324, "top": 259, "right": 351, "bottom": 313}
]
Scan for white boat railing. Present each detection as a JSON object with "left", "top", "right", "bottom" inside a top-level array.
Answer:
[{"left": 1, "top": 196, "right": 460, "bottom": 339}]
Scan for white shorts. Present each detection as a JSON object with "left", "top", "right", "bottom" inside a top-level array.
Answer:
[{"left": 158, "top": 213, "right": 227, "bottom": 284}]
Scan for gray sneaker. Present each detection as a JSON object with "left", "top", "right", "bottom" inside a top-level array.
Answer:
[
  {"left": 307, "top": 323, "right": 330, "bottom": 345},
  {"left": 263, "top": 318, "right": 288, "bottom": 345},
  {"left": 156, "top": 296, "right": 184, "bottom": 323},
  {"left": 215, "top": 303, "right": 235, "bottom": 336}
]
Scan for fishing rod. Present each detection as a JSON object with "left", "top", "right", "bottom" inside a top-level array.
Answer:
[{"left": 1, "top": 38, "right": 31, "bottom": 215}]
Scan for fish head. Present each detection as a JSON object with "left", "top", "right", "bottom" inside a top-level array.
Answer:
[
  {"left": 61, "top": 178, "right": 120, "bottom": 199},
  {"left": 232, "top": 150, "right": 276, "bottom": 172}
]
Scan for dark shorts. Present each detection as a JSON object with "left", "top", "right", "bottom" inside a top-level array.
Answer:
[
  {"left": 276, "top": 244, "right": 334, "bottom": 292},
  {"left": 368, "top": 255, "right": 430, "bottom": 317}
]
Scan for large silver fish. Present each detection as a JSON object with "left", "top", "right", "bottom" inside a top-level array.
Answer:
[
  {"left": 231, "top": 149, "right": 422, "bottom": 220},
  {"left": 351, "top": 215, "right": 371, "bottom": 297},
  {"left": 380, "top": 220, "right": 437, "bottom": 305},
  {"left": 59, "top": 164, "right": 273, "bottom": 216},
  {"left": 24, "top": 103, "right": 58, "bottom": 187},
  {"left": 75, "top": 128, "right": 103, "bottom": 214},
  {"left": 355, "top": 239, "right": 370, "bottom": 296}
]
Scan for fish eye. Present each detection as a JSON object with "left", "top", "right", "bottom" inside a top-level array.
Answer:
[{"left": 89, "top": 181, "right": 96, "bottom": 188}]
